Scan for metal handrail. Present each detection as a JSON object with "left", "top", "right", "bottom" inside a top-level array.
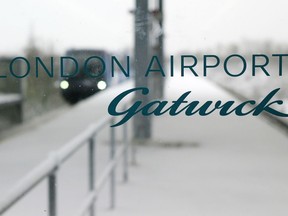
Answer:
[{"left": 0, "top": 115, "right": 132, "bottom": 216}]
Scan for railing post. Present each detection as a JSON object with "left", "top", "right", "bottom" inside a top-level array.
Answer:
[
  {"left": 110, "top": 118, "right": 116, "bottom": 209},
  {"left": 88, "top": 137, "right": 96, "bottom": 216},
  {"left": 123, "top": 122, "right": 128, "bottom": 182},
  {"left": 131, "top": 139, "right": 137, "bottom": 166},
  {"left": 48, "top": 170, "right": 57, "bottom": 216}
]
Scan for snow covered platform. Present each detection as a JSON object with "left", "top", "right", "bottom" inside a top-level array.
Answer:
[
  {"left": 1, "top": 77, "right": 288, "bottom": 216},
  {"left": 100, "top": 76, "right": 288, "bottom": 216}
]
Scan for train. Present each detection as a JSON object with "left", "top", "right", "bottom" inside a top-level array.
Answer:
[{"left": 59, "top": 49, "right": 112, "bottom": 104}]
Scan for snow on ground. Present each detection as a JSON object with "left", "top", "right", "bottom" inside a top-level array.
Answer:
[
  {"left": 100, "top": 76, "right": 288, "bottom": 216},
  {"left": 1, "top": 76, "right": 288, "bottom": 216}
]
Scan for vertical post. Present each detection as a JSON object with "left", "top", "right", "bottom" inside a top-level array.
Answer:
[
  {"left": 48, "top": 171, "right": 57, "bottom": 216},
  {"left": 158, "top": 0, "right": 165, "bottom": 98},
  {"left": 13, "top": 102, "right": 23, "bottom": 123},
  {"left": 151, "top": 0, "right": 165, "bottom": 99},
  {"left": 133, "top": 0, "right": 151, "bottom": 140},
  {"left": 123, "top": 122, "right": 128, "bottom": 182},
  {"left": 88, "top": 137, "right": 95, "bottom": 216},
  {"left": 110, "top": 118, "right": 116, "bottom": 209},
  {"left": 131, "top": 140, "right": 137, "bottom": 166}
]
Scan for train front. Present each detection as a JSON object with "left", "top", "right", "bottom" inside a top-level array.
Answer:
[{"left": 60, "top": 49, "right": 110, "bottom": 104}]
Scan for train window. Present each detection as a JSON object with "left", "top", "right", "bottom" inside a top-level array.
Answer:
[
  {"left": 86, "top": 62, "right": 104, "bottom": 76},
  {"left": 84, "top": 58, "right": 105, "bottom": 78},
  {"left": 63, "top": 60, "right": 78, "bottom": 76}
]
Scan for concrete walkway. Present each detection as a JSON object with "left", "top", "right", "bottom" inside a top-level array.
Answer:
[{"left": 1, "top": 76, "right": 288, "bottom": 216}]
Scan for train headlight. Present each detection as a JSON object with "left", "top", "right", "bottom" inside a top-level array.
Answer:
[
  {"left": 60, "top": 80, "right": 69, "bottom": 90},
  {"left": 97, "top": 81, "right": 107, "bottom": 90}
]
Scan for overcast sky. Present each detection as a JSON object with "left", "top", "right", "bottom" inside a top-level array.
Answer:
[{"left": 1, "top": 0, "right": 288, "bottom": 55}]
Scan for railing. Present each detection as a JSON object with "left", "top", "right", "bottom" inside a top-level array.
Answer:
[{"left": 0, "top": 115, "right": 134, "bottom": 216}]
